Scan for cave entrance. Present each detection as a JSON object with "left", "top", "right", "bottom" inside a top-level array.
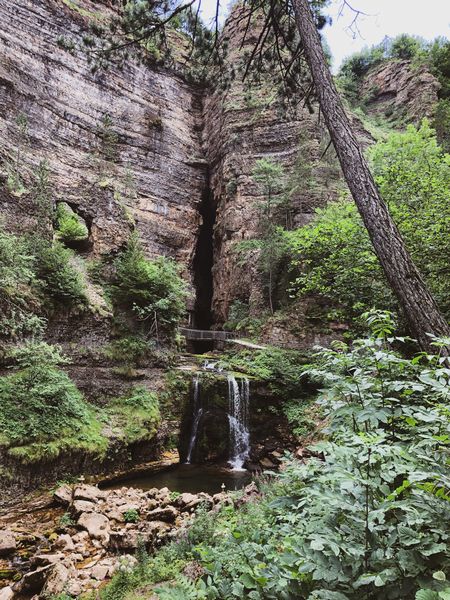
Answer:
[{"left": 191, "top": 181, "right": 216, "bottom": 353}]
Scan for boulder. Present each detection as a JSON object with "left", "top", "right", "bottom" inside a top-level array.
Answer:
[
  {"left": 40, "top": 563, "right": 69, "bottom": 598},
  {"left": 176, "top": 493, "right": 197, "bottom": 508},
  {"left": 13, "top": 565, "right": 52, "bottom": 594},
  {"left": 53, "top": 485, "right": 73, "bottom": 507},
  {"left": 31, "top": 553, "right": 65, "bottom": 568},
  {"left": 146, "top": 506, "right": 178, "bottom": 523},
  {"left": 0, "top": 586, "right": 14, "bottom": 600},
  {"left": 0, "top": 530, "right": 16, "bottom": 556},
  {"left": 78, "top": 513, "right": 110, "bottom": 545},
  {"left": 74, "top": 485, "right": 106, "bottom": 503},
  {"left": 91, "top": 565, "right": 109, "bottom": 580},
  {"left": 72, "top": 500, "right": 96, "bottom": 515},
  {"left": 53, "top": 534, "right": 75, "bottom": 551}
]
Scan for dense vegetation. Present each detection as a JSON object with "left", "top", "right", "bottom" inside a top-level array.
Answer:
[
  {"left": 0, "top": 342, "right": 106, "bottom": 463},
  {"left": 287, "top": 120, "right": 450, "bottom": 331},
  {"left": 0, "top": 227, "right": 87, "bottom": 341},
  {"left": 0, "top": 341, "right": 161, "bottom": 464},
  {"left": 102, "top": 312, "right": 450, "bottom": 599},
  {"left": 111, "top": 232, "right": 188, "bottom": 338}
]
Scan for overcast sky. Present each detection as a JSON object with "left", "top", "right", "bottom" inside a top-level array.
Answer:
[{"left": 198, "top": 0, "right": 450, "bottom": 72}]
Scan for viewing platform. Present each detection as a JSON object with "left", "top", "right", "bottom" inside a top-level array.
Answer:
[{"left": 179, "top": 328, "right": 240, "bottom": 341}]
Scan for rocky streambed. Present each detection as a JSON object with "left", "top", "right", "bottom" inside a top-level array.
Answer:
[{"left": 0, "top": 481, "right": 247, "bottom": 599}]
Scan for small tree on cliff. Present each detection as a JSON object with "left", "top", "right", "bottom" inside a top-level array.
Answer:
[{"left": 252, "top": 158, "right": 288, "bottom": 314}]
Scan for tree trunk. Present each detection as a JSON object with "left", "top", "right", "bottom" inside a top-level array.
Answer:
[{"left": 292, "top": 0, "right": 450, "bottom": 350}]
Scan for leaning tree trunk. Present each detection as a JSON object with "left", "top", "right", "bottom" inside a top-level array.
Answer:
[{"left": 292, "top": 0, "right": 450, "bottom": 350}]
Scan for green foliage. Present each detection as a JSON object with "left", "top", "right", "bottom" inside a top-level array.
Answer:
[
  {"left": 433, "top": 99, "right": 450, "bottom": 152},
  {"left": 0, "top": 227, "right": 45, "bottom": 340},
  {"left": 59, "top": 512, "right": 76, "bottom": 528},
  {"left": 112, "top": 233, "right": 187, "bottom": 337},
  {"left": 288, "top": 121, "right": 450, "bottom": 327},
  {"left": 369, "top": 120, "right": 450, "bottom": 315},
  {"left": 390, "top": 34, "right": 425, "bottom": 60},
  {"left": 240, "top": 159, "right": 291, "bottom": 315},
  {"left": 107, "top": 386, "right": 160, "bottom": 444},
  {"left": 428, "top": 37, "right": 450, "bottom": 99},
  {"left": 29, "top": 236, "right": 88, "bottom": 307},
  {"left": 123, "top": 509, "right": 140, "bottom": 523},
  {"left": 108, "top": 313, "right": 450, "bottom": 600},
  {"left": 55, "top": 203, "right": 89, "bottom": 244},
  {"left": 0, "top": 342, "right": 106, "bottom": 462},
  {"left": 103, "top": 335, "right": 153, "bottom": 367},
  {"left": 288, "top": 198, "right": 392, "bottom": 325},
  {"left": 219, "top": 346, "right": 308, "bottom": 400},
  {"left": 339, "top": 43, "right": 386, "bottom": 80}
]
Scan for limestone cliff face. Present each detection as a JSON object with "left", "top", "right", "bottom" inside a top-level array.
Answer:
[
  {"left": 0, "top": 1, "right": 441, "bottom": 336},
  {"left": 204, "top": 10, "right": 342, "bottom": 325},
  {"left": 359, "top": 59, "right": 440, "bottom": 125},
  {"left": 0, "top": 0, "right": 206, "bottom": 284}
]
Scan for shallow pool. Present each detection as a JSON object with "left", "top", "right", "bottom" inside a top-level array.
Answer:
[{"left": 105, "top": 464, "right": 252, "bottom": 495}]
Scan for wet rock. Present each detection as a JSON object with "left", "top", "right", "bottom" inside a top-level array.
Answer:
[
  {"left": 0, "top": 530, "right": 16, "bottom": 557},
  {"left": 0, "top": 586, "right": 14, "bottom": 600},
  {"left": 260, "top": 457, "right": 275, "bottom": 468},
  {"left": 73, "top": 485, "right": 106, "bottom": 503},
  {"left": 78, "top": 513, "right": 110, "bottom": 545},
  {"left": 146, "top": 506, "right": 178, "bottom": 523},
  {"left": 40, "top": 563, "right": 69, "bottom": 598},
  {"left": 53, "top": 485, "right": 73, "bottom": 507}
]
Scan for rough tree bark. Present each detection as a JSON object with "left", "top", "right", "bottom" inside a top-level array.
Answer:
[{"left": 292, "top": 0, "right": 450, "bottom": 350}]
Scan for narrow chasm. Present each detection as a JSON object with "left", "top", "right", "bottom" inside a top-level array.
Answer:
[{"left": 191, "top": 178, "right": 216, "bottom": 353}]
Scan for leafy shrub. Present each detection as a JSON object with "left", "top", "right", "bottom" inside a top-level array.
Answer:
[
  {"left": 339, "top": 43, "right": 385, "bottom": 79},
  {"left": 55, "top": 203, "right": 89, "bottom": 244},
  {"left": 112, "top": 233, "right": 187, "bottom": 336},
  {"left": 28, "top": 236, "right": 88, "bottom": 306},
  {"left": 59, "top": 512, "right": 76, "bottom": 528},
  {"left": 429, "top": 37, "right": 450, "bottom": 99},
  {"left": 103, "top": 335, "right": 154, "bottom": 367},
  {"left": 288, "top": 121, "right": 450, "bottom": 327},
  {"left": 123, "top": 509, "right": 140, "bottom": 523},
  {"left": 0, "top": 228, "right": 45, "bottom": 340},
  {"left": 390, "top": 34, "right": 425, "bottom": 60},
  {"left": 0, "top": 342, "right": 106, "bottom": 462},
  {"left": 433, "top": 99, "right": 450, "bottom": 151},
  {"left": 287, "top": 198, "right": 392, "bottom": 326}
]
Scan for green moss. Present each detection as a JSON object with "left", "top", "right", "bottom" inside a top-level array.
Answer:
[
  {"left": 107, "top": 386, "right": 160, "bottom": 444},
  {"left": 62, "top": 0, "right": 104, "bottom": 21},
  {"left": 0, "top": 342, "right": 107, "bottom": 464},
  {"left": 55, "top": 203, "right": 89, "bottom": 244}
]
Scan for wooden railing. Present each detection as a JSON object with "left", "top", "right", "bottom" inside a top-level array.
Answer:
[{"left": 179, "top": 328, "right": 240, "bottom": 341}]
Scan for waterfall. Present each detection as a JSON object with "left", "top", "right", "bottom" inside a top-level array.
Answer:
[
  {"left": 185, "top": 377, "right": 202, "bottom": 464},
  {"left": 228, "top": 375, "right": 250, "bottom": 470}
]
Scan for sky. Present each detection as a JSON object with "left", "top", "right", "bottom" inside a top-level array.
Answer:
[{"left": 198, "top": 0, "right": 450, "bottom": 72}]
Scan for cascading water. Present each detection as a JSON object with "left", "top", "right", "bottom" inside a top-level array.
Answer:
[
  {"left": 228, "top": 375, "right": 250, "bottom": 470},
  {"left": 185, "top": 377, "right": 202, "bottom": 464}
]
